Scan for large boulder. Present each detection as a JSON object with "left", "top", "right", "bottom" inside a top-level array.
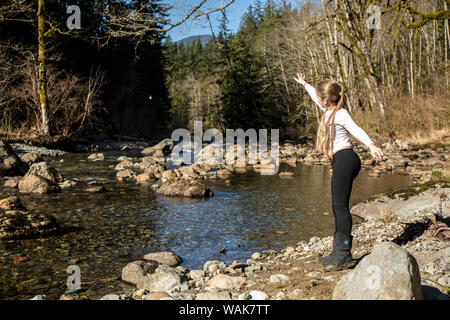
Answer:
[
  {"left": 143, "top": 251, "right": 183, "bottom": 267},
  {"left": 18, "top": 162, "right": 63, "bottom": 194},
  {"left": 121, "top": 260, "right": 187, "bottom": 292},
  {"left": 0, "top": 140, "right": 27, "bottom": 177},
  {"left": 141, "top": 139, "right": 173, "bottom": 156},
  {"left": 155, "top": 178, "right": 213, "bottom": 198},
  {"left": 332, "top": 242, "right": 423, "bottom": 300},
  {"left": 0, "top": 197, "right": 59, "bottom": 240}
]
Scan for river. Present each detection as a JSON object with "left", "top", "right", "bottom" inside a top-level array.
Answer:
[{"left": 0, "top": 150, "right": 412, "bottom": 299}]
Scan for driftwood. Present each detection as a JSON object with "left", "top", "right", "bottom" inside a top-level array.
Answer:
[{"left": 113, "top": 135, "right": 151, "bottom": 143}]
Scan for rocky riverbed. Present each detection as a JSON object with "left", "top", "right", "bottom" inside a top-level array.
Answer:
[
  {"left": 1, "top": 136, "right": 449, "bottom": 300},
  {"left": 26, "top": 180, "right": 449, "bottom": 301},
  {"left": 81, "top": 182, "right": 448, "bottom": 301}
]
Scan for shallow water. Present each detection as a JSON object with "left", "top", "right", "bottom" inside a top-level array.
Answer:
[{"left": 0, "top": 151, "right": 412, "bottom": 299}]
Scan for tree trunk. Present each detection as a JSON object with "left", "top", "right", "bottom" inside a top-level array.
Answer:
[{"left": 37, "top": 0, "right": 49, "bottom": 135}]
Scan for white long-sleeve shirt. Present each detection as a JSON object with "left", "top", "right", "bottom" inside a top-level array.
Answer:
[{"left": 305, "top": 84, "right": 374, "bottom": 157}]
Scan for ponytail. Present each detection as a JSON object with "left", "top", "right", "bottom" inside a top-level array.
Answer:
[{"left": 315, "top": 81, "right": 348, "bottom": 164}]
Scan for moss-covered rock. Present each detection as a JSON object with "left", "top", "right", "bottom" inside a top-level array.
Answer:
[{"left": 368, "top": 178, "right": 450, "bottom": 201}]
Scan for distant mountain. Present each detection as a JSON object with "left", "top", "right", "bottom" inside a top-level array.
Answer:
[{"left": 175, "top": 34, "right": 213, "bottom": 46}]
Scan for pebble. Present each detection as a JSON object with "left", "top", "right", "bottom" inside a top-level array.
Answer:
[
  {"left": 30, "top": 294, "right": 52, "bottom": 300},
  {"left": 238, "top": 290, "right": 269, "bottom": 300},
  {"left": 269, "top": 274, "right": 289, "bottom": 283},
  {"left": 251, "top": 252, "right": 261, "bottom": 260},
  {"left": 100, "top": 294, "right": 121, "bottom": 300}
]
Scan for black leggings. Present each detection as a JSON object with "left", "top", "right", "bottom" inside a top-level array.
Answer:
[{"left": 331, "top": 148, "right": 361, "bottom": 235}]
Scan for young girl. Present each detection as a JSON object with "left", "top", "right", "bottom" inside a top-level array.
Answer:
[{"left": 294, "top": 73, "right": 384, "bottom": 271}]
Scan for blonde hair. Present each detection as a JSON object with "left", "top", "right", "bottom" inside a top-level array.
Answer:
[{"left": 315, "top": 80, "right": 349, "bottom": 163}]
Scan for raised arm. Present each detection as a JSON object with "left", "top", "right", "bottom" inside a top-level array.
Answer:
[
  {"left": 336, "top": 109, "right": 374, "bottom": 148},
  {"left": 294, "top": 73, "right": 326, "bottom": 112},
  {"left": 304, "top": 84, "right": 326, "bottom": 112}
]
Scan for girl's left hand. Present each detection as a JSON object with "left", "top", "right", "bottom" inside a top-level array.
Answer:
[{"left": 294, "top": 73, "right": 307, "bottom": 86}]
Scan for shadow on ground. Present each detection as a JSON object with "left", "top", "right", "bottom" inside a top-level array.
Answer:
[{"left": 422, "top": 285, "right": 449, "bottom": 300}]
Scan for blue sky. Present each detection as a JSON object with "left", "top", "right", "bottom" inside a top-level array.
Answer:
[{"left": 167, "top": 0, "right": 300, "bottom": 42}]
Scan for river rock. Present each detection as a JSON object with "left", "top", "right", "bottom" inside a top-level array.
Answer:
[
  {"left": 86, "top": 185, "right": 106, "bottom": 193},
  {"left": 206, "top": 274, "right": 247, "bottom": 290},
  {"left": 216, "top": 169, "right": 233, "bottom": 177},
  {"left": 251, "top": 252, "right": 261, "bottom": 260},
  {"left": 203, "top": 260, "right": 226, "bottom": 273},
  {"left": 238, "top": 290, "right": 269, "bottom": 300},
  {"left": 143, "top": 251, "right": 183, "bottom": 267},
  {"left": 178, "top": 166, "right": 200, "bottom": 178},
  {"left": 140, "top": 156, "right": 158, "bottom": 165},
  {"left": 4, "top": 176, "right": 21, "bottom": 188},
  {"left": 60, "top": 179, "right": 78, "bottom": 189},
  {"left": 116, "top": 169, "right": 136, "bottom": 182},
  {"left": 142, "top": 139, "right": 173, "bottom": 156},
  {"left": 279, "top": 171, "right": 294, "bottom": 177},
  {"left": 382, "top": 142, "right": 396, "bottom": 153},
  {"left": 332, "top": 242, "right": 423, "bottom": 300},
  {"left": 136, "top": 172, "right": 156, "bottom": 185},
  {"left": 0, "top": 140, "right": 27, "bottom": 177},
  {"left": 394, "top": 139, "right": 411, "bottom": 151},
  {"left": 87, "top": 153, "right": 104, "bottom": 161},
  {"left": 144, "top": 291, "right": 172, "bottom": 300},
  {"left": 18, "top": 162, "right": 62, "bottom": 194},
  {"left": 121, "top": 260, "right": 187, "bottom": 292},
  {"left": 156, "top": 178, "right": 213, "bottom": 198},
  {"left": 244, "top": 265, "right": 262, "bottom": 276},
  {"left": 20, "top": 152, "right": 43, "bottom": 164},
  {"left": 0, "top": 209, "right": 59, "bottom": 240},
  {"left": 30, "top": 294, "right": 52, "bottom": 300},
  {"left": 189, "top": 270, "right": 205, "bottom": 281},
  {"left": 100, "top": 294, "right": 121, "bottom": 300},
  {"left": 303, "top": 154, "right": 315, "bottom": 164},
  {"left": 0, "top": 196, "right": 24, "bottom": 210},
  {"left": 269, "top": 274, "right": 289, "bottom": 283},
  {"left": 18, "top": 174, "right": 58, "bottom": 194},
  {"left": 161, "top": 169, "right": 177, "bottom": 180},
  {"left": 143, "top": 163, "right": 166, "bottom": 179},
  {"left": 59, "top": 294, "right": 79, "bottom": 300},
  {"left": 115, "top": 159, "right": 134, "bottom": 170}
]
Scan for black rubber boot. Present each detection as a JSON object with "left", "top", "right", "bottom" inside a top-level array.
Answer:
[
  {"left": 319, "top": 232, "right": 338, "bottom": 265},
  {"left": 320, "top": 232, "right": 355, "bottom": 272}
]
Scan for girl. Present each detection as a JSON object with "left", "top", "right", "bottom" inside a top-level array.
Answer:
[{"left": 294, "top": 74, "right": 384, "bottom": 271}]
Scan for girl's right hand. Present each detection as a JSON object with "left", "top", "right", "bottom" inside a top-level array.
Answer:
[{"left": 294, "top": 73, "right": 307, "bottom": 86}]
